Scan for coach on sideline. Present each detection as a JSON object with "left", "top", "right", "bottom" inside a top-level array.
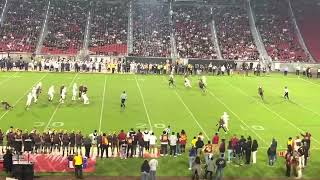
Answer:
[{"left": 74, "top": 152, "right": 83, "bottom": 179}]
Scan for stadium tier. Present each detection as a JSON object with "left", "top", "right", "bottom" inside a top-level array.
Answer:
[{"left": 0, "top": 0, "right": 317, "bottom": 62}]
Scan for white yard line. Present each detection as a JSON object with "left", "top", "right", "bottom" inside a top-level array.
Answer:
[
  {"left": 98, "top": 75, "right": 107, "bottom": 133},
  {"left": 206, "top": 89, "right": 268, "bottom": 146},
  {"left": 173, "top": 90, "right": 209, "bottom": 140},
  {"left": 0, "top": 73, "right": 48, "bottom": 121},
  {"left": 225, "top": 80, "right": 320, "bottom": 146},
  {"left": 44, "top": 73, "right": 79, "bottom": 130},
  {"left": 0, "top": 71, "right": 18, "bottom": 86},
  {"left": 134, "top": 75, "right": 152, "bottom": 130},
  {"left": 298, "top": 76, "right": 320, "bottom": 87}
]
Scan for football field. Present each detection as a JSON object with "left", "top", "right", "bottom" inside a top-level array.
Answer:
[{"left": 1, "top": 71, "right": 320, "bottom": 178}]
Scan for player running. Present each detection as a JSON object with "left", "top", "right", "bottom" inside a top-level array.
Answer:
[
  {"left": 168, "top": 74, "right": 175, "bottom": 88},
  {"left": 221, "top": 112, "right": 229, "bottom": 131},
  {"left": 25, "top": 92, "right": 33, "bottom": 110},
  {"left": 36, "top": 82, "right": 42, "bottom": 99},
  {"left": 216, "top": 117, "right": 227, "bottom": 134},
  {"left": 120, "top": 91, "right": 127, "bottom": 111},
  {"left": 59, "top": 86, "right": 67, "bottom": 104},
  {"left": 258, "top": 85, "right": 264, "bottom": 100},
  {"left": 31, "top": 86, "right": 38, "bottom": 103},
  {"left": 48, "top": 85, "right": 55, "bottom": 101},
  {"left": 201, "top": 76, "right": 207, "bottom": 86},
  {"left": 198, "top": 79, "right": 206, "bottom": 92},
  {"left": 1, "top": 101, "right": 13, "bottom": 110},
  {"left": 184, "top": 77, "right": 192, "bottom": 88},
  {"left": 284, "top": 86, "right": 289, "bottom": 100},
  {"left": 72, "top": 83, "right": 77, "bottom": 101}
]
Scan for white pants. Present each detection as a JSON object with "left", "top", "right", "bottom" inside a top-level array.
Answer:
[
  {"left": 184, "top": 82, "right": 191, "bottom": 88},
  {"left": 26, "top": 100, "right": 32, "bottom": 106},
  {"left": 32, "top": 94, "right": 37, "bottom": 102},
  {"left": 83, "top": 95, "right": 89, "bottom": 104},
  {"left": 48, "top": 93, "right": 54, "bottom": 100},
  {"left": 252, "top": 151, "right": 257, "bottom": 164}
]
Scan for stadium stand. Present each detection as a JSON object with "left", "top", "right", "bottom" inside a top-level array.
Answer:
[
  {"left": 253, "top": 0, "right": 308, "bottom": 62},
  {"left": 131, "top": 2, "right": 171, "bottom": 57},
  {"left": 174, "top": 5, "right": 217, "bottom": 59},
  {"left": 41, "top": 0, "right": 89, "bottom": 55},
  {"left": 89, "top": 1, "right": 128, "bottom": 55},
  {"left": 214, "top": 6, "right": 259, "bottom": 60},
  {"left": 0, "top": 0, "right": 47, "bottom": 53},
  {"left": 292, "top": 0, "right": 320, "bottom": 62}
]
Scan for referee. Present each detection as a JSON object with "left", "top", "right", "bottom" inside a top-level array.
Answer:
[
  {"left": 284, "top": 86, "right": 289, "bottom": 100},
  {"left": 120, "top": 91, "right": 127, "bottom": 111}
]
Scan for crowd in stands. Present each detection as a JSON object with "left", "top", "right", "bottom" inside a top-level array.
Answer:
[
  {"left": 131, "top": 3, "right": 171, "bottom": 57},
  {"left": 292, "top": 0, "right": 320, "bottom": 62},
  {"left": 253, "top": 0, "right": 308, "bottom": 62},
  {"left": 42, "top": 0, "right": 89, "bottom": 54},
  {"left": 214, "top": 7, "right": 259, "bottom": 60},
  {"left": 174, "top": 5, "right": 217, "bottom": 59},
  {"left": 0, "top": 0, "right": 46, "bottom": 52},
  {"left": 89, "top": 1, "right": 128, "bottom": 55}
]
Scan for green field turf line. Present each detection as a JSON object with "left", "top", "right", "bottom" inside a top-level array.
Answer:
[
  {"left": 134, "top": 75, "right": 153, "bottom": 130},
  {"left": 0, "top": 71, "right": 18, "bottom": 86},
  {"left": 0, "top": 73, "right": 48, "bottom": 121},
  {"left": 205, "top": 88, "right": 268, "bottom": 146},
  {"left": 98, "top": 74, "right": 107, "bottom": 133},
  {"left": 298, "top": 76, "right": 320, "bottom": 87},
  {"left": 44, "top": 73, "right": 79, "bottom": 130},
  {"left": 225, "top": 80, "right": 320, "bottom": 146},
  {"left": 173, "top": 89, "right": 209, "bottom": 140}
]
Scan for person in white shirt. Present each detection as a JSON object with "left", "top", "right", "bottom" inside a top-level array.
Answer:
[
  {"left": 184, "top": 78, "right": 192, "bottom": 88},
  {"left": 169, "top": 132, "right": 177, "bottom": 157},
  {"left": 149, "top": 158, "right": 158, "bottom": 180},
  {"left": 59, "top": 86, "right": 67, "bottom": 104},
  {"left": 284, "top": 86, "right": 289, "bottom": 100},
  {"left": 48, "top": 85, "right": 55, "bottom": 101},
  {"left": 164, "top": 125, "right": 171, "bottom": 135},
  {"left": 221, "top": 112, "right": 229, "bottom": 131},
  {"left": 72, "top": 83, "right": 77, "bottom": 101},
  {"left": 31, "top": 86, "right": 37, "bottom": 103},
  {"left": 25, "top": 92, "right": 33, "bottom": 110},
  {"left": 221, "top": 65, "right": 226, "bottom": 75},
  {"left": 143, "top": 129, "right": 150, "bottom": 152},
  {"left": 82, "top": 92, "right": 89, "bottom": 104},
  {"left": 149, "top": 132, "right": 157, "bottom": 156}
]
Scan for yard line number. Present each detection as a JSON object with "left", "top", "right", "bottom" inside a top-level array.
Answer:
[
  {"left": 34, "top": 121, "right": 64, "bottom": 128},
  {"left": 136, "top": 123, "right": 165, "bottom": 129}
]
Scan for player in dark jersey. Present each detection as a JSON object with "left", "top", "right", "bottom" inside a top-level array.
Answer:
[
  {"left": 216, "top": 118, "right": 227, "bottom": 134},
  {"left": 1, "top": 101, "right": 12, "bottom": 110},
  {"left": 258, "top": 86, "right": 264, "bottom": 100},
  {"left": 79, "top": 85, "right": 84, "bottom": 99},
  {"left": 198, "top": 79, "right": 206, "bottom": 92},
  {"left": 168, "top": 75, "right": 175, "bottom": 88},
  {"left": 62, "top": 131, "right": 70, "bottom": 156}
]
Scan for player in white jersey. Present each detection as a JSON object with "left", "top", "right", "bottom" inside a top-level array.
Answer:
[
  {"left": 184, "top": 78, "right": 192, "bottom": 88},
  {"left": 221, "top": 112, "right": 229, "bottom": 131},
  {"left": 72, "top": 83, "right": 77, "bottom": 101},
  {"left": 48, "top": 85, "right": 55, "bottom": 101},
  {"left": 25, "top": 92, "right": 33, "bottom": 110},
  {"left": 201, "top": 76, "right": 207, "bottom": 86},
  {"left": 82, "top": 92, "right": 89, "bottom": 104},
  {"left": 31, "top": 86, "right": 38, "bottom": 103},
  {"left": 59, "top": 86, "right": 67, "bottom": 104},
  {"left": 120, "top": 91, "right": 127, "bottom": 111}
]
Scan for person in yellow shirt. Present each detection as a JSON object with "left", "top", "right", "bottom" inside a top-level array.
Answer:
[
  {"left": 191, "top": 136, "right": 197, "bottom": 148},
  {"left": 73, "top": 152, "right": 83, "bottom": 179}
]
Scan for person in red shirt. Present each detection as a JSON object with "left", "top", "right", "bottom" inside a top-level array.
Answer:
[
  {"left": 231, "top": 134, "right": 238, "bottom": 150},
  {"left": 212, "top": 133, "right": 219, "bottom": 145},
  {"left": 118, "top": 130, "right": 126, "bottom": 147}
]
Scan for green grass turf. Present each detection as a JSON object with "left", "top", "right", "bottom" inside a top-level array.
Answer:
[{"left": 0, "top": 71, "right": 320, "bottom": 178}]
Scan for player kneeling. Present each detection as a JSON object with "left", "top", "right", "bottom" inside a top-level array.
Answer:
[
  {"left": 184, "top": 78, "right": 192, "bottom": 88},
  {"left": 82, "top": 92, "right": 89, "bottom": 105}
]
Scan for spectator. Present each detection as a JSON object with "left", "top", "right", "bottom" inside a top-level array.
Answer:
[
  {"left": 73, "top": 152, "right": 83, "bottom": 179},
  {"left": 188, "top": 147, "right": 197, "bottom": 170},
  {"left": 83, "top": 134, "right": 92, "bottom": 158},
  {"left": 192, "top": 156, "right": 201, "bottom": 180},
  {"left": 245, "top": 136, "right": 252, "bottom": 164},
  {"left": 160, "top": 131, "right": 168, "bottom": 156},
  {"left": 203, "top": 140, "right": 213, "bottom": 164},
  {"left": 195, "top": 137, "right": 204, "bottom": 156},
  {"left": 3, "top": 150, "right": 13, "bottom": 175},
  {"left": 176, "top": 132, "right": 181, "bottom": 155},
  {"left": 191, "top": 136, "right": 197, "bottom": 148},
  {"left": 179, "top": 130, "right": 187, "bottom": 153},
  {"left": 215, "top": 154, "right": 227, "bottom": 180},
  {"left": 251, "top": 139, "right": 259, "bottom": 164},
  {"left": 212, "top": 132, "right": 219, "bottom": 145},
  {"left": 219, "top": 139, "right": 226, "bottom": 158},
  {"left": 267, "top": 145, "right": 276, "bottom": 166},
  {"left": 100, "top": 133, "right": 109, "bottom": 158},
  {"left": 149, "top": 132, "right": 157, "bottom": 156},
  {"left": 169, "top": 132, "right": 177, "bottom": 157},
  {"left": 205, "top": 156, "right": 215, "bottom": 180},
  {"left": 227, "top": 139, "right": 233, "bottom": 163},
  {"left": 285, "top": 149, "right": 292, "bottom": 177},
  {"left": 141, "top": 160, "right": 150, "bottom": 180},
  {"left": 149, "top": 158, "right": 158, "bottom": 180}
]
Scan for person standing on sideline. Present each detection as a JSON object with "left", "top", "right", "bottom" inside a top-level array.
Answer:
[
  {"left": 251, "top": 139, "right": 258, "bottom": 164},
  {"left": 149, "top": 158, "right": 158, "bottom": 180},
  {"left": 169, "top": 132, "right": 177, "bottom": 157},
  {"left": 73, "top": 152, "right": 83, "bottom": 179},
  {"left": 189, "top": 147, "right": 197, "bottom": 170},
  {"left": 285, "top": 150, "right": 292, "bottom": 177},
  {"left": 215, "top": 154, "right": 227, "bottom": 180},
  {"left": 160, "top": 131, "right": 168, "bottom": 156},
  {"left": 205, "top": 157, "right": 215, "bottom": 180},
  {"left": 192, "top": 156, "right": 201, "bottom": 180},
  {"left": 245, "top": 137, "right": 252, "bottom": 164},
  {"left": 149, "top": 132, "right": 157, "bottom": 156},
  {"left": 141, "top": 160, "right": 150, "bottom": 180},
  {"left": 83, "top": 135, "right": 92, "bottom": 158}
]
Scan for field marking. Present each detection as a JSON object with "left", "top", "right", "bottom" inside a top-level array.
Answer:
[
  {"left": 173, "top": 90, "right": 209, "bottom": 140},
  {"left": 98, "top": 75, "right": 107, "bottom": 133},
  {"left": 0, "top": 72, "right": 19, "bottom": 86},
  {"left": 0, "top": 73, "right": 49, "bottom": 121},
  {"left": 134, "top": 75, "right": 152, "bottom": 130},
  {"left": 206, "top": 88, "right": 268, "bottom": 146},
  {"left": 225, "top": 80, "right": 320, "bottom": 146},
  {"left": 44, "top": 73, "right": 79, "bottom": 130},
  {"left": 298, "top": 77, "right": 320, "bottom": 87}
]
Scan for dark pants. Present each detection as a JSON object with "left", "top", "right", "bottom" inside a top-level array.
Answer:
[
  {"left": 284, "top": 92, "right": 289, "bottom": 99},
  {"left": 85, "top": 145, "right": 91, "bottom": 158},
  {"left": 100, "top": 144, "right": 108, "bottom": 158},
  {"left": 286, "top": 164, "right": 291, "bottom": 177},
  {"left": 217, "top": 125, "right": 227, "bottom": 132},
  {"left": 170, "top": 145, "right": 176, "bottom": 156},
  {"left": 75, "top": 165, "right": 83, "bottom": 179},
  {"left": 161, "top": 144, "right": 167, "bottom": 155}
]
